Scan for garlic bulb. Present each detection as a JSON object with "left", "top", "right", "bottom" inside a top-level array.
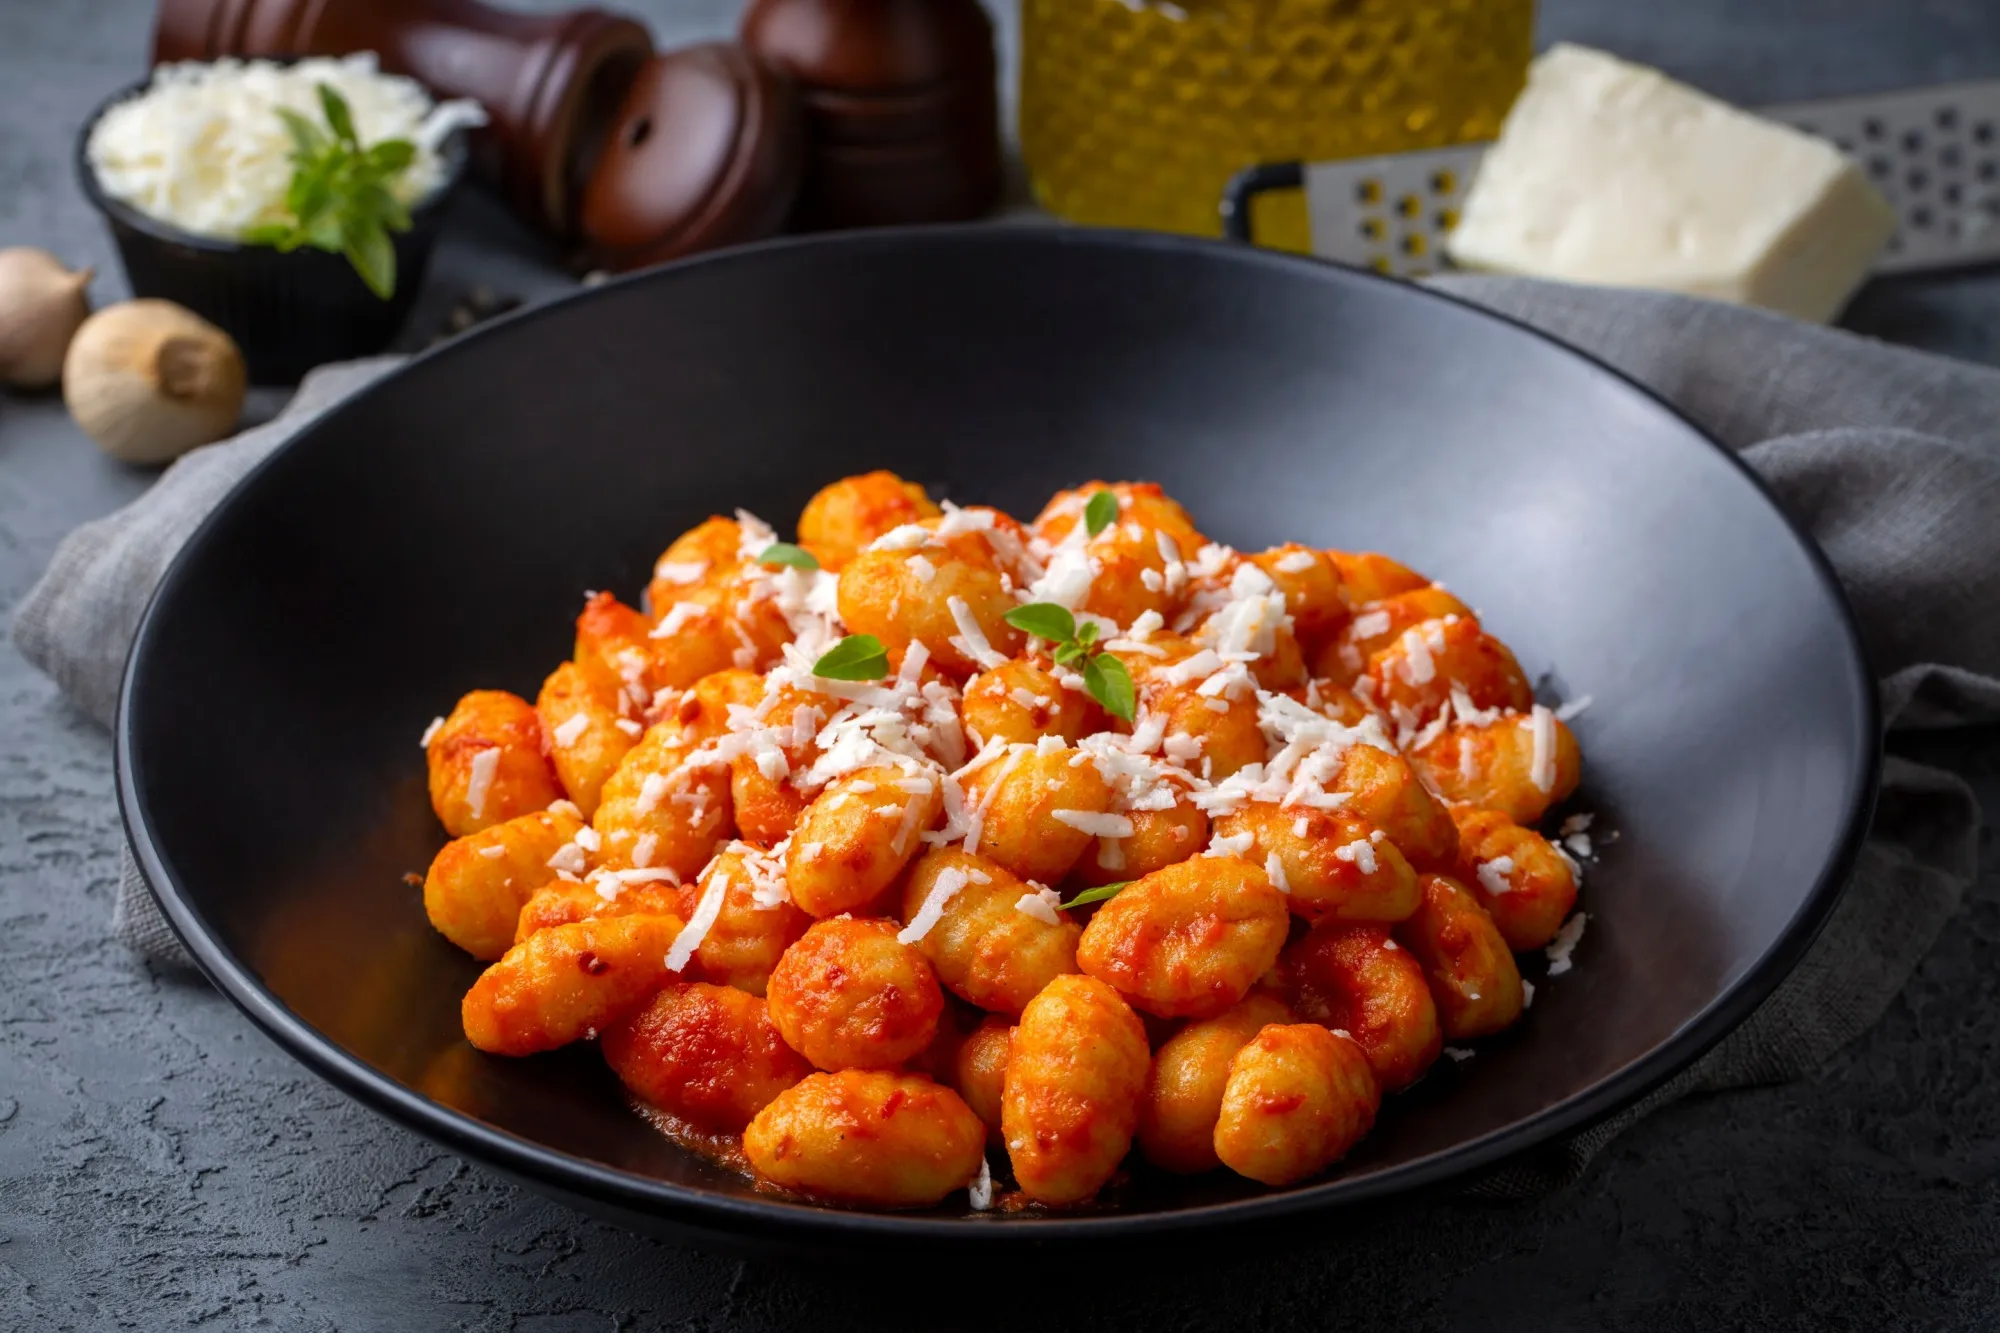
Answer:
[
  {"left": 0, "top": 247, "right": 92, "bottom": 389},
  {"left": 63, "top": 300, "right": 247, "bottom": 464}
]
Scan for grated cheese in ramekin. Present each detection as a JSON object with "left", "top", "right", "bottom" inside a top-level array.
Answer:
[{"left": 88, "top": 54, "right": 487, "bottom": 241}]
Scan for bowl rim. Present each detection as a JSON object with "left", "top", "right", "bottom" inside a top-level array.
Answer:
[
  {"left": 74, "top": 63, "right": 472, "bottom": 255},
  {"left": 115, "top": 223, "right": 1881, "bottom": 1245}
]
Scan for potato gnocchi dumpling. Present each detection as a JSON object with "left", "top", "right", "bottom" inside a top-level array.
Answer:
[
  {"left": 1075, "top": 857, "right": 1290, "bottom": 1020},
  {"left": 1213, "top": 1024, "right": 1380, "bottom": 1186},
  {"left": 1138, "top": 992, "right": 1293, "bottom": 1174},
  {"left": 1410, "top": 709, "right": 1582, "bottom": 825},
  {"left": 744, "top": 1070, "right": 986, "bottom": 1207},
  {"left": 1211, "top": 804, "right": 1419, "bottom": 924},
  {"left": 419, "top": 470, "right": 1592, "bottom": 1212},
  {"left": 461, "top": 913, "right": 685, "bottom": 1056},
  {"left": 513, "top": 878, "right": 683, "bottom": 946},
  {"left": 787, "top": 765, "right": 941, "bottom": 917},
  {"left": 1281, "top": 921, "right": 1441, "bottom": 1092},
  {"left": 959, "top": 743, "right": 1114, "bottom": 886},
  {"left": 960, "top": 658, "right": 1095, "bottom": 748},
  {"left": 1450, "top": 805, "right": 1580, "bottom": 952},
  {"left": 798, "top": 470, "right": 942, "bottom": 571},
  {"left": 602, "top": 981, "right": 813, "bottom": 1132},
  {"left": 426, "top": 690, "right": 564, "bottom": 837},
  {"left": 425, "top": 807, "right": 583, "bottom": 960},
  {"left": 1394, "top": 873, "right": 1526, "bottom": 1040},
  {"left": 1003, "top": 974, "right": 1151, "bottom": 1206},
  {"left": 767, "top": 917, "right": 944, "bottom": 1071},
  {"left": 901, "top": 848, "right": 1082, "bottom": 1016}
]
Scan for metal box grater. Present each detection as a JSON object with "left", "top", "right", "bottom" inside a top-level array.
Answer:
[{"left": 1222, "top": 80, "right": 2000, "bottom": 280}]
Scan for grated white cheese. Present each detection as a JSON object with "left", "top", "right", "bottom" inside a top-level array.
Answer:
[
  {"left": 615, "top": 717, "right": 644, "bottom": 737},
  {"left": 1264, "top": 850, "right": 1290, "bottom": 893},
  {"left": 636, "top": 772, "right": 672, "bottom": 816},
  {"left": 1559, "top": 812, "right": 1595, "bottom": 837},
  {"left": 631, "top": 832, "right": 658, "bottom": 869},
  {"left": 547, "top": 799, "right": 583, "bottom": 820},
  {"left": 666, "top": 876, "right": 728, "bottom": 972},
  {"left": 552, "top": 712, "right": 591, "bottom": 747},
  {"left": 87, "top": 54, "right": 487, "bottom": 240},
  {"left": 1443, "top": 1047, "right": 1477, "bottom": 1063},
  {"left": 1555, "top": 694, "right": 1594, "bottom": 722},
  {"left": 968, "top": 1157, "right": 994, "bottom": 1210},
  {"left": 1204, "top": 831, "right": 1255, "bottom": 859},
  {"left": 477, "top": 844, "right": 506, "bottom": 860},
  {"left": 654, "top": 560, "right": 708, "bottom": 585},
  {"left": 1521, "top": 978, "right": 1536, "bottom": 1009},
  {"left": 546, "top": 841, "right": 587, "bottom": 877},
  {"left": 1333, "top": 838, "right": 1379, "bottom": 875},
  {"left": 1527, "top": 704, "right": 1558, "bottom": 792},
  {"left": 1565, "top": 832, "right": 1594, "bottom": 860},
  {"left": 419, "top": 715, "right": 444, "bottom": 748},
  {"left": 1476, "top": 855, "right": 1516, "bottom": 896},
  {"left": 870, "top": 524, "right": 934, "bottom": 553},
  {"left": 650, "top": 601, "right": 707, "bottom": 639},
  {"left": 946, "top": 595, "right": 1008, "bottom": 669},
  {"left": 907, "top": 554, "right": 937, "bottom": 583},
  {"left": 1397, "top": 625, "right": 1437, "bottom": 685},
  {"left": 1051, "top": 810, "right": 1134, "bottom": 838},
  {"left": 573, "top": 826, "right": 601, "bottom": 853},
  {"left": 898, "top": 867, "right": 969, "bottom": 944},
  {"left": 1014, "top": 887, "right": 1064, "bottom": 926},
  {"left": 464, "top": 748, "right": 500, "bottom": 820},
  {"left": 1350, "top": 609, "right": 1392, "bottom": 640},
  {"left": 1273, "top": 549, "right": 1317, "bottom": 574},
  {"left": 1545, "top": 911, "right": 1588, "bottom": 975}
]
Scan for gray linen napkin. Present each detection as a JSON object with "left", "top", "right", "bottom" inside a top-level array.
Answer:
[{"left": 11, "top": 278, "right": 1994, "bottom": 1194}]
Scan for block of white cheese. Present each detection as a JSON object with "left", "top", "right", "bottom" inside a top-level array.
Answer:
[{"left": 1447, "top": 44, "right": 1897, "bottom": 323}]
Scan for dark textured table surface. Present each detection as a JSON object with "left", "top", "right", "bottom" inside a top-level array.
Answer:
[{"left": 4, "top": 1, "right": 2000, "bottom": 1328}]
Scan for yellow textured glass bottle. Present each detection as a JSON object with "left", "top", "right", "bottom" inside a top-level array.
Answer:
[{"left": 1019, "top": 0, "right": 1534, "bottom": 252}]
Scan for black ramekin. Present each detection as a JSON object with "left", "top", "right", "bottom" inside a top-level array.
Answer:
[{"left": 76, "top": 76, "right": 470, "bottom": 385}]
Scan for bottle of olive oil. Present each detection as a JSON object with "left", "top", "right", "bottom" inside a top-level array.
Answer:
[{"left": 1019, "top": 0, "right": 1534, "bottom": 252}]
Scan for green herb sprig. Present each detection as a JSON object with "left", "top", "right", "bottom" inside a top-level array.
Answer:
[
  {"left": 1083, "top": 489, "right": 1119, "bottom": 537},
  {"left": 1002, "top": 602, "right": 1136, "bottom": 724},
  {"left": 242, "top": 84, "right": 417, "bottom": 300},
  {"left": 813, "top": 634, "right": 890, "bottom": 681},
  {"left": 758, "top": 543, "right": 819, "bottom": 571},
  {"left": 1059, "top": 881, "right": 1129, "bottom": 910}
]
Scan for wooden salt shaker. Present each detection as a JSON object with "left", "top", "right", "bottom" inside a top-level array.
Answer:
[
  {"left": 151, "top": 0, "right": 654, "bottom": 238},
  {"left": 740, "top": 0, "right": 1002, "bottom": 230}
]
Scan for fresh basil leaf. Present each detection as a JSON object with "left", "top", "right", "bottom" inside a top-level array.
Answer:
[
  {"left": 1052, "top": 642, "right": 1084, "bottom": 668},
  {"left": 1084, "top": 489, "right": 1119, "bottom": 537},
  {"left": 1084, "top": 652, "right": 1136, "bottom": 724},
  {"left": 814, "top": 634, "right": 890, "bottom": 681},
  {"left": 241, "top": 222, "right": 292, "bottom": 247},
  {"left": 275, "top": 107, "right": 327, "bottom": 160},
  {"left": 1075, "top": 619, "right": 1100, "bottom": 648},
  {"left": 303, "top": 207, "right": 346, "bottom": 253},
  {"left": 344, "top": 222, "right": 396, "bottom": 300},
  {"left": 366, "top": 138, "right": 416, "bottom": 176},
  {"left": 757, "top": 542, "right": 819, "bottom": 570},
  {"left": 356, "top": 181, "right": 411, "bottom": 233},
  {"left": 1003, "top": 602, "right": 1076, "bottom": 644},
  {"left": 1059, "top": 881, "right": 1129, "bottom": 911},
  {"left": 317, "top": 83, "right": 359, "bottom": 146}
]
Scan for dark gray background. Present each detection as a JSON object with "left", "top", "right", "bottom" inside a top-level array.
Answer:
[{"left": 3, "top": 0, "right": 1998, "bottom": 1328}]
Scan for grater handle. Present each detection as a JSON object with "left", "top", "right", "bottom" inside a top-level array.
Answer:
[{"left": 1220, "top": 160, "right": 1305, "bottom": 244}]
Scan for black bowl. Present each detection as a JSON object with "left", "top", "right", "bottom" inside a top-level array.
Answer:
[
  {"left": 118, "top": 227, "right": 1876, "bottom": 1251},
  {"left": 77, "top": 76, "right": 468, "bottom": 385}
]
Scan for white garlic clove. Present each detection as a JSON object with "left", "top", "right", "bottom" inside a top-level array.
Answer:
[
  {"left": 0, "top": 247, "right": 93, "bottom": 390},
  {"left": 62, "top": 299, "right": 247, "bottom": 465}
]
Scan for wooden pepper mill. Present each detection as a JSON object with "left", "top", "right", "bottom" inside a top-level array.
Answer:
[
  {"left": 740, "top": 0, "right": 1003, "bottom": 230},
  {"left": 151, "top": 0, "right": 655, "bottom": 238}
]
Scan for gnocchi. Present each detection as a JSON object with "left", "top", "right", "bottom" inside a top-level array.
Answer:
[{"left": 417, "top": 471, "right": 1592, "bottom": 1211}]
